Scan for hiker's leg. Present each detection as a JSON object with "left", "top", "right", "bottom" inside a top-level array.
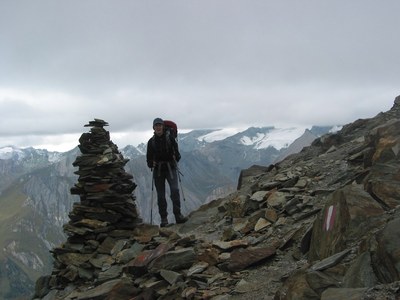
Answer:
[
  {"left": 166, "top": 169, "right": 181, "bottom": 216},
  {"left": 154, "top": 173, "right": 168, "bottom": 220}
]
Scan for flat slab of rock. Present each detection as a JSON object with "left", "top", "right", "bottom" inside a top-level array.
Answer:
[{"left": 223, "top": 245, "right": 277, "bottom": 272}]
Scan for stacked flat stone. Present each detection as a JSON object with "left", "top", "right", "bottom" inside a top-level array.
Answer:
[{"left": 49, "top": 118, "right": 140, "bottom": 285}]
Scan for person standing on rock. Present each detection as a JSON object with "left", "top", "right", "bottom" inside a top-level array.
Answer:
[{"left": 146, "top": 117, "right": 188, "bottom": 227}]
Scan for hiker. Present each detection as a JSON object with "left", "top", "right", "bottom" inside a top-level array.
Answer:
[{"left": 146, "top": 117, "right": 188, "bottom": 227}]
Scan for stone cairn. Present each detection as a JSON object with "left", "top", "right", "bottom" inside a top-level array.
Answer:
[{"left": 48, "top": 118, "right": 140, "bottom": 287}]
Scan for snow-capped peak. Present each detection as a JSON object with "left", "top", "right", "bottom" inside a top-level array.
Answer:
[
  {"left": 0, "top": 146, "right": 25, "bottom": 160},
  {"left": 197, "top": 128, "right": 247, "bottom": 143},
  {"left": 240, "top": 127, "right": 309, "bottom": 150},
  {"left": 195, "top": 126, "right": 311, "bottom": 150},
  {"left": 0, "top": 145, "right": 64, "bottom": 163}
]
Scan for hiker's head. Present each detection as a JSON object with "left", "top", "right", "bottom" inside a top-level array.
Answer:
[{"left": 153, "top": 118, "right": 164, "bottom": 135}]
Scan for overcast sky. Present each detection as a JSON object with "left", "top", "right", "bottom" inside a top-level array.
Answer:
[{"left": 0, "top": 1, "right": 399, "bottom": 151}]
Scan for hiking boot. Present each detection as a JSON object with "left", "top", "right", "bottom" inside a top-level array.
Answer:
[
  {"left": 160, "top": 217, "right": 168, "bottom": 227},
  {"left": 175, "top": 213, "right": 188, "bottom": 224}
]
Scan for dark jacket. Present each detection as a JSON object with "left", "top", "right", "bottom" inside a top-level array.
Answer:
[{"left": 146, "top": 132, "right": 181, "bottom": 169}]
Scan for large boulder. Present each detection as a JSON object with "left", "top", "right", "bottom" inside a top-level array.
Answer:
[
  {"left": 372, "top": 216, "right": 400, "bottom": 283},
  {"left": 309, "top": 185, "right": 385, "bottom": 261}
]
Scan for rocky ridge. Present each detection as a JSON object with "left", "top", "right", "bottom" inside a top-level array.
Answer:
[
  {"left": 34, "top": 97, "right": 400, "bottom": 299},
  {"left": 1, "top": 121, "right": 330, "bottom": 300}
]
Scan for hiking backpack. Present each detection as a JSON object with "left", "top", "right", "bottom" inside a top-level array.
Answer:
[{"left": 163, "top": 120, "right": 178, "bottom": 140}]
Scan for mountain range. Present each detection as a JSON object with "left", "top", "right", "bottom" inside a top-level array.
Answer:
[{"left": 0, "top": 125, "right": 334, "bottom": 299}]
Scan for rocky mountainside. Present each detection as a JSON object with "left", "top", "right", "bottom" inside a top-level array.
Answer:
[
  {"left": 0, "top": 125, "right": 330, "bottom": 299},
  {"left": 33, "top": 96, "right": 400, "bottom": 299}
]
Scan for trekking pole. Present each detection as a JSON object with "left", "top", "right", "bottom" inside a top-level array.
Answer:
[
  {"left": 178, "top": 171, "right": 186, "bottom": 202},
  {"left": 150, "top": 168, "right": 154, "bottom": 225},
  {"left": 174, "top": 160, "right": 186, "bottom": 202}
]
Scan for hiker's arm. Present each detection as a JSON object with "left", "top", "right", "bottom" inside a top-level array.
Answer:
[{"left": 146, "top": 139, "right": 154, "bottom": 168}]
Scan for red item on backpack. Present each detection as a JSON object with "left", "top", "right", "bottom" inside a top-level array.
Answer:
[{"left": 163, "top": 120, "right": 178, "bottom": 139}]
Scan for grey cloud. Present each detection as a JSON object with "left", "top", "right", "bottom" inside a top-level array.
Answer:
[{"left": 0, "top": 0, "right": 399, "bottom": 150}]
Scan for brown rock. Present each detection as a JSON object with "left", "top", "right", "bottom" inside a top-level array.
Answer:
[
  {"left": 265, "top": 208, "right": 278, "bottom": 223},
  {"left": 223, "top": 245, "right": 277, "bottom": 272},
  {"left": 197, "top": 247, "right": 220, "bottom": 266},
  {"left": 127, "top": 244, "right": 171, "bottom": 268},
  {"left": 149, "top": 247, "right": 196, "bottom": 272},
  {"left": 213, "top": 239, "right": 248, "bottom": 250},
  {"left": 321, "top": 287, "right": 366, "bottom": 300},
  {"left": 374, "top": 217, "right": 400, "bottom": 283},
  {"left": 254, "top": 218, "right": 271, "bottom": 232},
  {"left": 309, "top": 185, "right": 384, "bottom": 261},
  {"left": 278, "top": 270, "right": 319, "bottom": 300}
]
